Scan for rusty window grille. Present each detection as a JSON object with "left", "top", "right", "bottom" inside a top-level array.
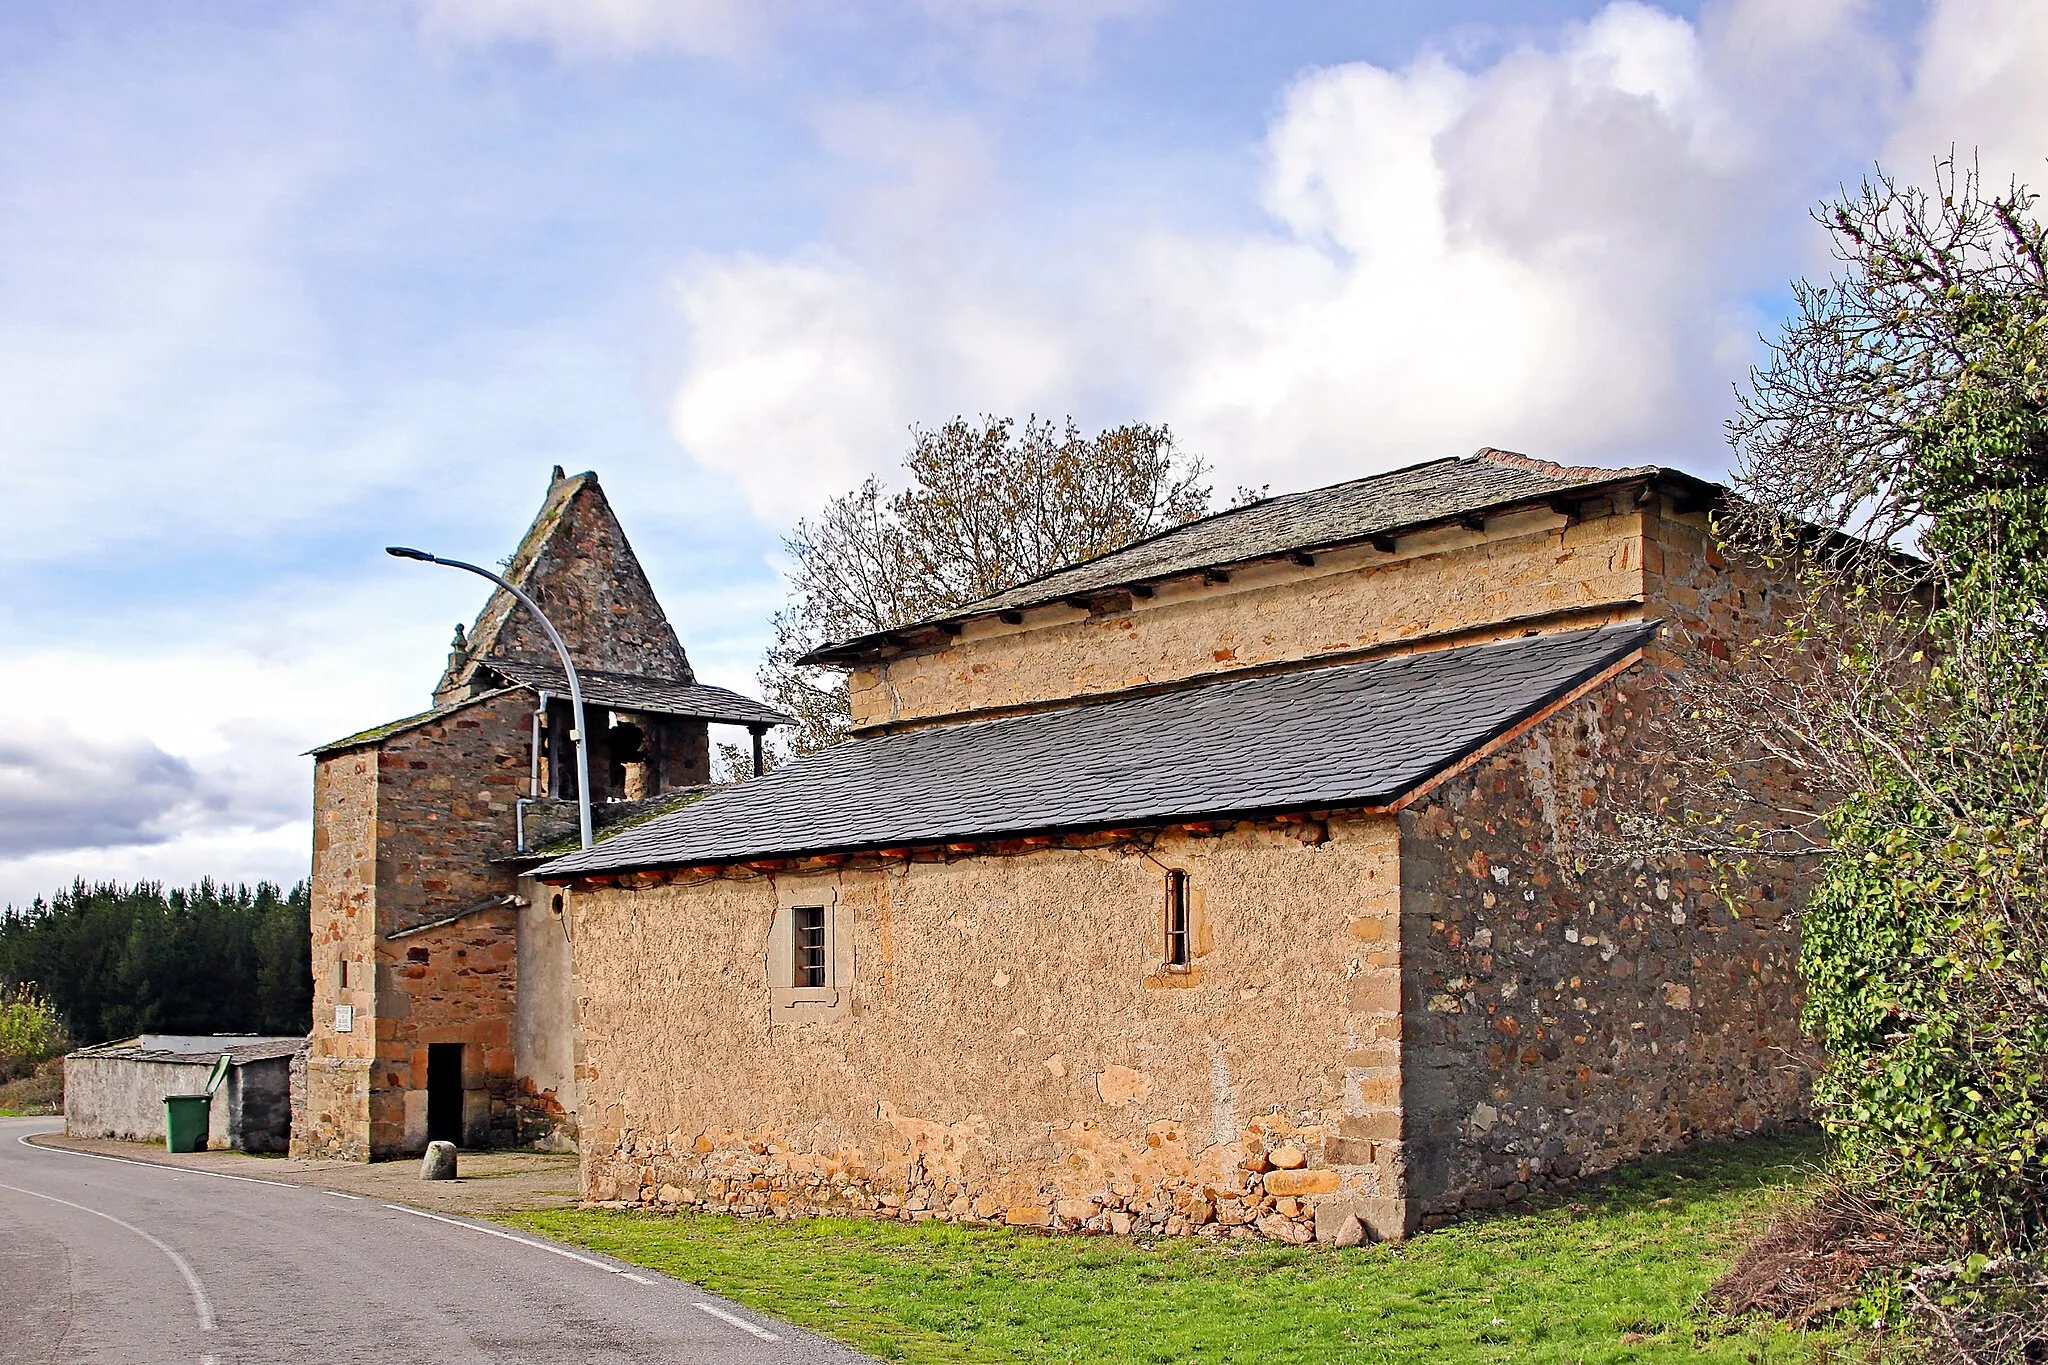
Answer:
[
  {"left": 793, "top": 906, "right": 827, "bottom": 988},
  {"left": 1164, "top": 870, "right": 1190, "bottom": 969}
]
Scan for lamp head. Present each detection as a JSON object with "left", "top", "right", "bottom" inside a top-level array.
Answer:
[{"left": 385, "top": 546, "right": 436, "bottom": 562}]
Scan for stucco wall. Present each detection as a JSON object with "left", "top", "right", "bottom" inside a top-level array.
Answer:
[
  {"left": 65, "top": 1055, "right": 294, "bottom": 1151},
  {"left": 513, "top": 875, "right": 580, "bottom": 1150},
  {"left": 848, "top": 505, "right": 1648, "bottom": 730},
  {"left": 570, "top": 816, "right": 1407, "bottom": 1242},
  {"left": 66, "top": 1055, "right": 223, "bottom": 1143}
]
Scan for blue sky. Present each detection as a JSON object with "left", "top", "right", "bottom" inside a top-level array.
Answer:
[{"left": 0, "top": 0, "right": 2041, "bottom": 904}]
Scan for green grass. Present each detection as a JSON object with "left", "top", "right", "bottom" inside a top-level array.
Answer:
[{"left": 503, "top": 1132, "right": 1843, "bottom": 1364}]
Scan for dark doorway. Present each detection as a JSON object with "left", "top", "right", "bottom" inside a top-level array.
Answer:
[{"left": 427, "top": 1043, "right": 465, "bottom": 1146}]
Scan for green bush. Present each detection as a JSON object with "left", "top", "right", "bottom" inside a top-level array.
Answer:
[
  {"left": 1803, "top": 795, "right": 2048, "bottom": 1252},
  {"left": 0, "top": 985, "right": 69, "bottom": 1081}
]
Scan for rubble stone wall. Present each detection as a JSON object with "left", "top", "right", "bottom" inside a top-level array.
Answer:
[
  {"left": 1396, "top": 505, "right": 1816, "bottom": 1220},
  {"left": 849, "top": 504, "right": 1647, "bottom": 730},
  {"left": 567, "top": 815, "right": 1409, "bottom": 1243}
]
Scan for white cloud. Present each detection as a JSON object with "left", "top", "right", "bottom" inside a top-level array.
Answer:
[
  {"left": 662, "top": 0, "right": 1929, "bottom": 516},
  {"left": 406, "top": 0, "right": 1155, "bottom": 65},
  {"left": 409, "top": 0, "right": 782, "bottom": 58},
  {"left": 1889, "top": 0, "right": 2048, "bottom": 186},
  {"left": 0, "top": 571, "right": 477, "bottom": 906}
]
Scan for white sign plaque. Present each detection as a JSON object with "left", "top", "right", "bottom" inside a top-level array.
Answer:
[{"left": 334, "top": 1004, "right": 355, "bottom": 1033}]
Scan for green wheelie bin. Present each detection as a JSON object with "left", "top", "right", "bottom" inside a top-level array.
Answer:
[{"left": 163, "top": 1053, "right": 232, "bottom": 1153}]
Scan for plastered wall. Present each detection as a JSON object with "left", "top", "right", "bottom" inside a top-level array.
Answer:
[
  {"left": 513, "top": 875, "right": 581, "bottom": 1149},
  {"left": 848, "top": 505, "right": 1649, "bottom": 730},
  {"left": 568, "top": 816, "right": 1410, "bottom": 1242}
]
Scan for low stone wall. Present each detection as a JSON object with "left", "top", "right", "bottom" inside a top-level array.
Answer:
[{"left": 582, "top": 1118, "right": 1367, "bottom": 1244}]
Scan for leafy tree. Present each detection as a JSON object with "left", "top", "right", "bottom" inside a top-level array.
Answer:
[
  {"left": 1650, "top": 157, "right": 2048, "bottom": 1357},
  {"left": 758, "top": 414, "right": 1210, "bottom": 754},
  {"left": 0, "top": 986, "right": 67, "bottom": 1081},
  {"left": 0, "top": 879, "right": 312, "bottom": 1044}
]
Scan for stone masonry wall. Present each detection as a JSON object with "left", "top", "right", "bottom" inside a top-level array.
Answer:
[
  {"left": 458, "top": 473, "right": 693, "bottom": 689},
  {"left": 366, "top": 690, "right": 534, "bottom": 1156},
  {"left": 848, "top": 504, "right": 1646, "bottom": 730},
  {"left": 297, "top": 748, "right": 378, "bottom": 1159},
  {"left": 566, "top": 815, "right": 1410, "bottom": 1243},
  {"left": 1395, "top": 503, "right": 1815, "bottom": 1221}
]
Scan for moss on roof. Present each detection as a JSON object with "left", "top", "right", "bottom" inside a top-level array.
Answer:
[
  {"left": 307, "top": 689, "right": 518, "bottom": 757},
  {"left": 520, "top": 788, "right": 716, "bottom": 858}
]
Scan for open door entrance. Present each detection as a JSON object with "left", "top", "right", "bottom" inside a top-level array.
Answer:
[{"left": 426, "top": 1042, "right": 464, "bottom": 1146}]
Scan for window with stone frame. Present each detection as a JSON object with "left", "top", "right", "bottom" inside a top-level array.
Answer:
[{"left": 769, "top": 886, "right": 849, "bottom": 1016}]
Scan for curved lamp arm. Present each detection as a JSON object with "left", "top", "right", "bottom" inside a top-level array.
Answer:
[{"left": 387, "top": 547, "right": 593, "bottom": 850}]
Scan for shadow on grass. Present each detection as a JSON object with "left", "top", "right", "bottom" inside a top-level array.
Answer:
[{"left": 1506, "top": 1125, "right": 1829, "bottom": 1222}]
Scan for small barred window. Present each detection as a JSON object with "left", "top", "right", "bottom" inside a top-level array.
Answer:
[{"left": 793, "top": 906, "right": 827, "bottom": 988}]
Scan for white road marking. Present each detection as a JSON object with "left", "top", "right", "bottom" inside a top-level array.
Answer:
[
  {"left": 16, "top": 1133, "right": 298, "bottom": 1189},
  {"left": 383, "top": 1204, "right": 658, "bottom": 1285},
  {"left": 322, "top": 1190, "right": 360, "bottom": 1200},
  {"left": 694, "top": 1301, "right": 783, "bottom": 1342},
  {"left": 0, "top": 1181, "right": 216, "bottom": 1332}
]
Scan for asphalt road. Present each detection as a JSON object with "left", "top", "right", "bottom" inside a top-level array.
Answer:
[{"left": 0, "top": 1117, "right": 878, "bottom": 1364}]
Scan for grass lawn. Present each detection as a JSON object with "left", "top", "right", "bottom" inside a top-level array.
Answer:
[{"left": 503, "top": 1132, "right": 1842, "bottom": 1364}]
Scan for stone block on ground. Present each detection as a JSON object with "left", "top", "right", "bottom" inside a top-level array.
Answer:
[{"left": 421, "top": 1141, "right": 458, "bottom": 1180}]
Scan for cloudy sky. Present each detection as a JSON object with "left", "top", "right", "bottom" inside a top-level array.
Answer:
[{"left": 0, "top": 0, "right": 2042, "bottom": 906}]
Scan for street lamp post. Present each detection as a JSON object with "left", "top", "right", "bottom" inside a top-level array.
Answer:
[{"left": 386, "top": 547, "right": 594, "bottom": 850}]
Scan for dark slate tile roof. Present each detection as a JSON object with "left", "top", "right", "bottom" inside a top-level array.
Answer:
[
  {"left": 73, "top": 1035, "right": 308, "bottom": 1065},
  {"left": 537, "top": 621, "right": 1658, "bottom": 877},
  {"left": 805, "top": 449, "right": 1693, "bottom": 665},
  {"left": 475, "top": 659, "right": 793, "bottom": 728}
]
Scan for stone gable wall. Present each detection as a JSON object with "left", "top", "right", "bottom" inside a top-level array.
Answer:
[
  {"left": 566, "top": 815, "right": 1407, "bottom": 1242},
  {"left": 848, "top": 504, "right": 1646, "bottom": 730},
  {"left": 1395, "top": 508, "right": 1816, "bottom": 1221},
  {"left": 468, "top": 478, "right": 692, "bottom": 685}
]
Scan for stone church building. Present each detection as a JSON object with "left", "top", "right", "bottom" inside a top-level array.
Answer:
[{"left": 299, "top": 450, "right": 1811, "bottom": 1245}]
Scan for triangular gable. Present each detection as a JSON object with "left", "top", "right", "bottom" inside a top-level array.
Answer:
[{"left": 435, "top": 469, "right": 692, "bottom": 704}]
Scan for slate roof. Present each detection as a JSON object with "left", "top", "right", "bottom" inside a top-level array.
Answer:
[
  {"left": 72, "top": 1035, "right": 307, "bottom": 1066},
  {"left": 803, "top": 449, "right": 1705, "bottom": 666},
  {"left": 475, "top": 658, "right": 792, "bottom": 728},
  {"left": 537, "top": 621, "right": 1658, "bottom": 878}
]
